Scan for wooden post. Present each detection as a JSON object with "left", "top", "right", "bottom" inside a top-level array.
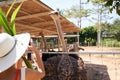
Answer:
[{"left": 39, "top": 32, "right": 47, "bottom": 52}]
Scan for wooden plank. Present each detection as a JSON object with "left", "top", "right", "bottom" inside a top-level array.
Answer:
[
  {"left": 32, "top": 19, "right": 68, "bottom": 26},
  {"left": 16, "top": 12, "right": 49, "bottom": 20},
  {"left": 16, "top": 22, "right": 56, "bottom": 33}
]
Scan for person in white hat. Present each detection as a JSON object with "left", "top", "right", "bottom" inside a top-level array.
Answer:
[{"left": 0, "top": 33, "right": 45, "bottom": 80}]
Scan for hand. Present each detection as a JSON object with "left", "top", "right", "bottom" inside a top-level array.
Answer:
[
  {"left": 27, "top": 39, "right": 35, "bottom": 51},
  {"left": 27, "top": 39, "right": 39, "bottom": 55}
]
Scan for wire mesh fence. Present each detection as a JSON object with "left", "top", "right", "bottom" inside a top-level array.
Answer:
[
  {"left": 78, "top": 52, "right": 120, "bottom": 80},
  {"left": 42, "top": 51, "right": 120, "bottom": 80}
]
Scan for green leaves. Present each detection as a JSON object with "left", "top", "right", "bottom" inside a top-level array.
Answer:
[
  {"left": 0, "top": 9, "right": 13, "bottom": 35},
  {"left": 0, "top": 0, "right": 36, "bottom": 72},
  {"left": 22, "top": 57, "right": 34, "bottom": 70},
  {"left": 104, "top": 0, "right": 120, "bottom": 16},
  {"left": 0, "top": 0, "right": 23, "bottom": 36},
  {"left": 63, "top": 5, "right": 90, "bottom": 19},
  {"left": 105, "top": 0, "right": 113, "bottom": 7},
  {"left": 87, "top": 0, "right": 120, "bottom": 16},
  {"left": 6, "top": 0, "right": 15, "bottom": 18},
  {"left": 10, "top": 2, "right": 23, "bottom": 35}
]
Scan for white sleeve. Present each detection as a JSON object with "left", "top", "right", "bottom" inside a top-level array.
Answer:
[{"left": 21, "top": 68, "right": 26, "bottom": 80}]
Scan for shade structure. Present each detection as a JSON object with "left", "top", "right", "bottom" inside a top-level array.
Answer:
[{"left": 0, "top": 0, "right": 80, "bottom": 37}]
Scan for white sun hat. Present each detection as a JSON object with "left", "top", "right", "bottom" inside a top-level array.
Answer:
[{"left": 0, "top": 33, "right": 30, "bottom": 73}]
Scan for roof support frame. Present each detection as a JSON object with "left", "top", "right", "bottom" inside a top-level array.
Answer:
[
  {"left": 16, "top": 12, "right": 49, "bottom": 20},
  {"left": 16, "top": 22, "right": 56, "bottom": 33}
]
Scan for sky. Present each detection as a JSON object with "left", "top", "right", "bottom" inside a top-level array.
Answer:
[{"left": 40, "top": 0, "right": 120, "bottom": 28}]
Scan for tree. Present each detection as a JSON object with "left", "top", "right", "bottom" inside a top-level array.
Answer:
[
  {"left": 104, "top": 19, "right": 120, "bottom": 34},
  {"left": 115, "top": 32, "right": 120, "bottom": 41},
  {"left": 104, "top": 0, "right": 120, "bottom": 15},
  {"left": 63, "top": 5, "right": 90, "bottom": 28},
  {"left": 87, "top": 0, "right": 114, "bottom": 47},
  {"left": 111, "top": 19, "right": 120, "bottom": 41},
  {"left": 88, "top": 0, "right": 120, "bottom": 15},
  {"left": 101, "top": 19, "right": 120, "bottom": 41},
  {"left": 80, "top": 26, "right": 97, "bottom": 45},
  {"left": 62, "top": 2, "right": 90, "bottom": 45}
]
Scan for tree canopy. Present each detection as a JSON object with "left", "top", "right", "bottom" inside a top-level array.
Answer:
[
  {"left": 101, "top": 19, "right": 120, "bottom": 41},
  {"left": 88, "top": 0, "right": 120, "bottom": 15},
  {"left": 63, "top": 5, "right": 90, "bottom": 28},
  {"left": 80, "top": 26, "right": 97, "bottom": 44}
]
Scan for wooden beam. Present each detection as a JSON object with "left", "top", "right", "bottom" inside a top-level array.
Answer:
[
  {"left": 16, "top": 22, "right": 56, "bottom": 33},
  {"left": 0, "top": 1, "right": 50, "bottom": 22},
  {"left": 32, "top": 19, "right": 66, "bottom": 26},
  {"left": 0, "top": 2, "right": 29, "bottom": 15},
  {"left": 16, "top": 12, "right": 49, "bottom": 20}
]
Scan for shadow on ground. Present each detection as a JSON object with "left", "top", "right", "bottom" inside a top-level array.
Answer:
[{"left": 85, "top": 63, "right": 110, "bottom": 80}]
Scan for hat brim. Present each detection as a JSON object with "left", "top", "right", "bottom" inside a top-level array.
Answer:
[{"left": 0, "top": 33, "right": 30, "bottom": 73}]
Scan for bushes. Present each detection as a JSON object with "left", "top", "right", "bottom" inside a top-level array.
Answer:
[{"left": 101, "top": 38, "right": 120, "bottom": 47}]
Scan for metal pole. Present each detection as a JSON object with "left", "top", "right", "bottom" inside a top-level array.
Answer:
[
  {"left": 79, "top": 0, "right": 82, "bottom": 28},
  {"left": 77, "top": 32, "right": 80, "bottom": 45},
  {"left": 78, "top": 0, "right": 82, "bottom": 46},
  {"left": 97, "top": 4, "right": 101, "bottom": 47}
]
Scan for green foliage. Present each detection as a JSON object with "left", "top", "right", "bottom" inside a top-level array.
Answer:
[
  {"left": 115, "top": 32, "right": 120, "bottom": 41},
  {"left": 101, "top": 38, "right": 120, "bottom": 47},
  {"left": 0, "top": 0, "right": 35, "bottom": 71},
  {"left": 10, "top": 2, "right": 22, "bottom": 35},
  {"left": 110, "top": 19, "right": 120, "bottom": 34},
  {"left": 63, "top": 5, "right": 90, "bottom": 19},
  {"left": 101, "top": 19, "right": 120, "bottom": 42},
  {"left": 88, "top": 0, "right": 120, "bottom": 15},
  {"left": 0, "top": 0, "right": 22, "bottom": 36},
  {"left": 104, "top": 0, "right": 113, "bottom": 7},
  {"left": 80, "top": 26, "right": 97, "bottom": 44},
  {"left": 105, "top": 0, "right": 120, "bottom": 15},
  {"left": 22, "top": 57, "right": 34, "bottom": 70},
  {"left": 0, "top": 9, "right": 13, "bottom": 35},
  {"left": 112, "top": 19, "right": 120, "bottom": 30},
  {"left": 6, "top": 0, "right": 15, "bottom": 17}
]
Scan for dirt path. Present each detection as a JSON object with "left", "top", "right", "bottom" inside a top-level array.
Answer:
[
  {"left": 81, "top": 46, "right": 120, "bottom": 52},
  {"left": 79, "top": 46, "right": 120, "bottom": 80}
]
